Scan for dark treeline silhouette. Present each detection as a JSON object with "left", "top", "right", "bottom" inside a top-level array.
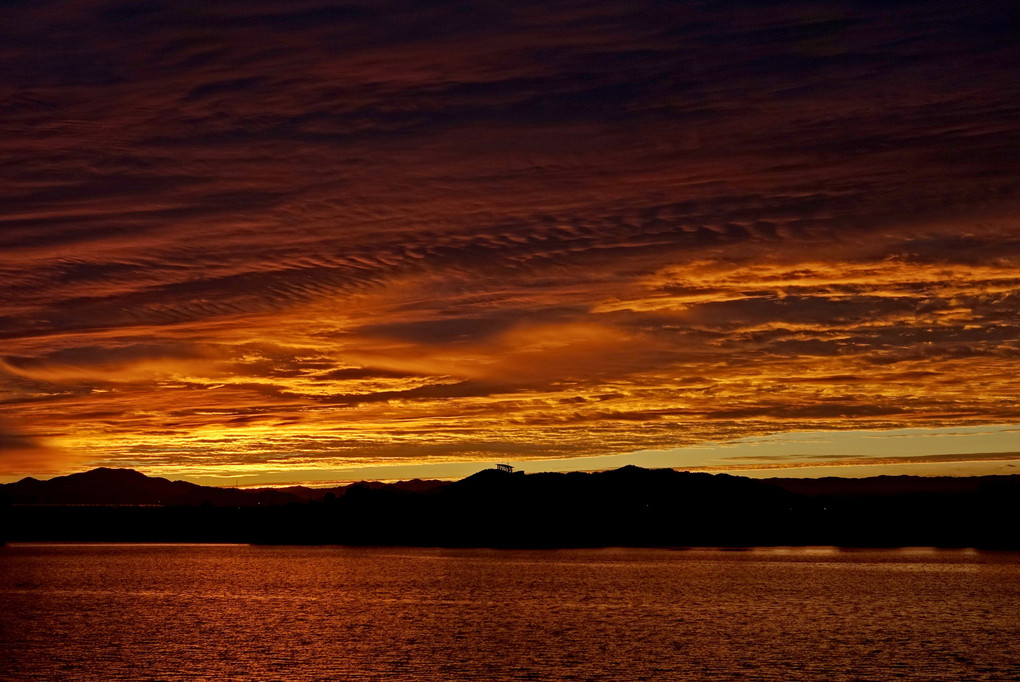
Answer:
[{"left": 2, "top": 466, "right": 1018, "bottom": 548}]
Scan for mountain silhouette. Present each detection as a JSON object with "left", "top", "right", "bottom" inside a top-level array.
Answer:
[
  {"left": 2, "top": 466, "right": 1017, "bottom": 548},
  {"left": 0, "top": 468, "right": 446, "bottom": 506},
  {"left": 1, "top": 467, "right": 295, "bottom": 506}
]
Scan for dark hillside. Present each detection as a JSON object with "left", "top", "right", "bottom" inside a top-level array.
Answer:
[{"left": 2, "top": 467, "right": 1017, "bottom": 548}]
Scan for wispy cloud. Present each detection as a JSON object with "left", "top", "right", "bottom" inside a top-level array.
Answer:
[{"left": 2, "top": 0, "right": 1019, "bottom": 479}]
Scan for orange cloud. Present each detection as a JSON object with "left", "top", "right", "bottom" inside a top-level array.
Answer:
[{"left": 2, "top": 0, "right": 1019, "bottom": 481}]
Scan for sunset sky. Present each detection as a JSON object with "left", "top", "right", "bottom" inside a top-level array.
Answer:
[{"left": 2, "top": 0, "right": 1020, "bottom": 485}]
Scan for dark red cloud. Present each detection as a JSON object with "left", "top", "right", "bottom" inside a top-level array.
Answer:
[{"left": 2, "top": 0, "right": 1019, "bottom": 478}]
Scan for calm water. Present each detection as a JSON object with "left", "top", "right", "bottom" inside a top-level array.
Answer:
[{"left": 1, "top": 545, "right": 1017, "bottom": 680}]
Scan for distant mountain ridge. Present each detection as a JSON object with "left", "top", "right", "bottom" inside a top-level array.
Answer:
[
  {"left": 3, "top": 466, "right": 1018, "bottom": 547},
  {"left": 4, "top": 465, "right": 1018, "bottom": 506},
  {"left": 0, "top": 467, "right": 447, "bottom": 506}
]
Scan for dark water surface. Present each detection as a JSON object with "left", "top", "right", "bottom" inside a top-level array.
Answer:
[{"left": 1, "top": 545, "right": 1017, "bottom": 680}]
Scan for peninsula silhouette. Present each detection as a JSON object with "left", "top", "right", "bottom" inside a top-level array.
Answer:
[{"left": 2, "top": 466, "right": 1017, "bottom": 548}]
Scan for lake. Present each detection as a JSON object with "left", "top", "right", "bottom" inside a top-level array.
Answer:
[{"left": 1, "top": 545, "right": 1017, "bottom": 680}]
